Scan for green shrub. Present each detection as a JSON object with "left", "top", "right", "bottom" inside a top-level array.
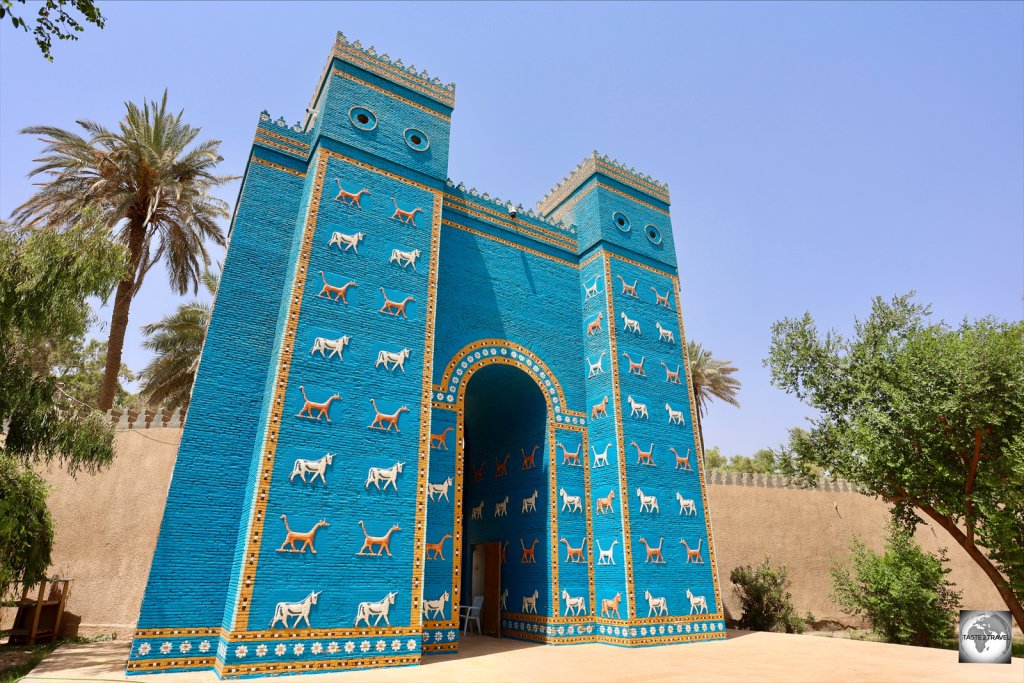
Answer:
[
  {"left": 730, "top": 556, "right": 807, "bottom": 633},
  {"left": 830, "top": 523, "right": 961, "bottom": 647}
]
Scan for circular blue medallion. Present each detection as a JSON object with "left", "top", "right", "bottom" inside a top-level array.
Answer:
[
  {"left": 612, "top": 211, "right": 631, "bottom": 232},
  {"left": 404, "top": 128, "right": 430, "bottom": 151},
  {"left": 645, "top": 224, "right": 663, "bottom": 245},
  {"left": 349, "top": 106, "right": 377, "bottom": 131}
]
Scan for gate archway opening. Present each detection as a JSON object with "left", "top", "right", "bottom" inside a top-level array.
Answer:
[{"left": 459, "top": 362, "right": 552, "bottom": 637}]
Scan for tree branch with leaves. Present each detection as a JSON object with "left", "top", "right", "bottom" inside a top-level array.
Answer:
[
  {"left": 766, "top": 293, "right": 1024, "bottom": 630},
  {"left": 0, "top": 0, "right": 104, "bottom": 61},
  {"left": 0, "top": 214, "right": 126, "bottom": 596}
]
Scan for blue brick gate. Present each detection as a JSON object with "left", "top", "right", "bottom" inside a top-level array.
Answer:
[{"left": 128, "top": 31, "right": 725, "bottom": 679}]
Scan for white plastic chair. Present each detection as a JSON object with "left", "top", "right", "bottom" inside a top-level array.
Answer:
[{"left": 459, "top": 595, "right": 484, "bottom": 634}]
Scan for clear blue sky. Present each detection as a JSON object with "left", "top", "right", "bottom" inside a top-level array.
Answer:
[{"left": 2, "top": 1, "right": 1021, "bottom": 457}]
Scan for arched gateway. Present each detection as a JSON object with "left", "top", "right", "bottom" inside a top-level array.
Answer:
[{"left": 128, "top": 31, "right": 725, "bottom": 679}]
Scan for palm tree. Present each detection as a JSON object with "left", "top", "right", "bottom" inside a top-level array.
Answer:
[
  {"left": 12, "top": 91, "right": 232, "bottom": 410},
  {"left": 686, "top": 340, "right": 741, "bottom": 461},
  {"left": 138, "top": 269, "right": 218, "bottom": 412}
]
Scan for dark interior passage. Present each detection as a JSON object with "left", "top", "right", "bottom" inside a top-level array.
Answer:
[{"left": 461, "top": 363, "right": 551, "bottom": 632}]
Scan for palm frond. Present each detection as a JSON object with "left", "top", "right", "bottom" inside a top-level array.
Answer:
[
  {"left": 687, "top": 340, "right": 742, "bottom": 419},
  {"left": 14, "top": 92, "right": 236, "bottom": 410}
]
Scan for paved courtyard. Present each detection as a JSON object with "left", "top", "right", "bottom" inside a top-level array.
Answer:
[{"left": 21, "top": 631, "right": 1021, "bottom": 683}]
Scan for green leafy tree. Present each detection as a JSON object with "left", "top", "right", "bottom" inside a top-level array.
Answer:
[
  {"left": 831, "top": 523, "right": 962, "bottom": 646},
  {"left": 730, "top": 556, "right": 808, "bottom": 633},
  {"left": 728, "top": 448, "right": 777, "bottom": 474},
  {"left": 686, "top": 340, "right": 741, "bottom": 462},
  {"left": 0, "top": 0, "right": 104, "bottom": 61},
  {"left": 53, "top": 337, "right": 135, "bottom": 408},
  {"left": 768, "top": 427, "right": 823, "bottom": 482},
  {"left": 12, "top": 91, "right": 233, "bottom": 411},
  {"left": 138, "top": 269, "right": 218, "bottom": 411},
  {"left": 767, "top": 293, "right": 1024, "bottom": 630},
  {"left": 704, "top": 446, "right": 729, "bottom": 469},
  {"left": 0, "top": 215, "right": 126, "bottom": 596}
]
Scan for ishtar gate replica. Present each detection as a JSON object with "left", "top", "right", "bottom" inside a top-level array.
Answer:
[{"left": 128, "top": 31, "right": 725, "bottom": 678}]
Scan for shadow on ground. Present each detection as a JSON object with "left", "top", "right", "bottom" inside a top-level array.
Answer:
[
  {"left": 421, "top": 633, "right": 541, "bottom": 665},
  {"left": 29, "top": 641, "right": 127, "bottom": 680}
]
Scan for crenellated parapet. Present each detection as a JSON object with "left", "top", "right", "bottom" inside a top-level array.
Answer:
[
  {"left": 254, "top": 111, "right": 313, "bottom": 160},
  {"left": 331, "top": 31, "right": 455, "bottom": 108},
  {"left": 537, "top": 151, "right": 670, "bottom": 218},
  {"left": 707, "top": 469, "right": 862, "bottom": 493},
  {"left": 444, "top": 178, "right": 577, "bottom": 237}
]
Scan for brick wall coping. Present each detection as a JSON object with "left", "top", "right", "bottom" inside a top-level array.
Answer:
[{"left": 706, "top": 468, "right": 862, "bottom": 493}]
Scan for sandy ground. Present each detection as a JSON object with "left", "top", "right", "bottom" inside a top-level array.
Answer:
[{"left": 20, "top": 630, "right": 1022, "bottom": 683}]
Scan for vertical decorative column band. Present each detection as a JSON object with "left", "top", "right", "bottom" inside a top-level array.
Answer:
[{"left": 600, "top": 252, "right": 636, "bottom": 619}]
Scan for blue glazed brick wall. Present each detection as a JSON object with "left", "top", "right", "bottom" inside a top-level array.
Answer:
[
  {"left": 247, "top": 155, "right": 437, "bottom": 632},
  {"left": 134, "top": 154, "right": 306, "bottom": 631},
  {"left": 433, "top": 224, "right": 585, "bottom": 410}
]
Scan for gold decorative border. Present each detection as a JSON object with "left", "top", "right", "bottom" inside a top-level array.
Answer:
[
  {"left": 251, "top": 156, "right": 306, "bottom": 178},
  {"left": 549, "top": 418, "right": 560, "bottom": 615},
  {"left": 596, "top": 630, "right": 724, "bottom": 646},
  {"left": 333, "top": 68, "right": 451, "bottom": 122},
  {"left": 441, "top": 218, "right": 577, "bottom": 269},
  {"left": 601, "top": 253, "right": 636, "bottom": 619},
  {"left": 443, "top": 193, "right": 577, "bottom": 248},
  {"left": 254, "top": 127, "right": 309, "bottom": 151},
  {"left": 233, "top": 151, "right": 328, "bottom": 630},
  {"left": 257, "top": 126, "right": 311, "bottom": 150},
  {"left": 430, "top": 410, "right": 464, "bottom": 631},
  {"left": 537, "top": 156, "right": 596, "bottom": 214},
  {"left": 232, "top": 148, "right": 436, "bottom": 632},
  {"left": 333, "top": 44, "right": 454, "bottom": 108},
  {"left": 595, "top": 611, "right": 726, "bottom": 626},
  {"left": 541, "top": 176, "right": 595, "bottom": 218},
  {"left": 220, "top": 653, "right": 420, "bottom": 678},
  {"left": 327, "top": 151, "right": 434, "bottom": 192},
  {"left": 548, "top": 181, "right": 671, "bottom": 225},
  {"left": 672, "top": 275, "right": 725, "bottom": 615},
  {"left": 443, "top": 199, "right": 576, "bottom": 251},
  {"left": 596, "top": 181, "right": 670, "bottom": 216},
  {"left": 539, "top": 155, "right": 669, "bottom": 217},
  {"left": 422, "top": 641, "right": 459, "bottom": 654},
  {"left": 607, "top": 251, "right": 676, "bottom": 279},
  {"left": 580, "top": 428, "right": 597, "bottom": 617},
  {"left": 595, "top": 158, "right": 671, "bottom": 204},
  {"left": 133, "top": 625, "right": 425, "bottom": 644},
  {"left": 579, "top": 251, "right": 603, "bottom": 270},
  {"left": 494, "top": 629, "right": 723, "bottom": 648},
  {"left": 230, "top": 626, "right": 421, "bottom": 642},
  {"left": 133, "top": 626, "right": 220, "bottom": 638},
  {"left": 126, "top": 657, "right": 216, "bottom": 672},
  {"left": 409, "top": 190, "right": 444, "bottom": 625},
  {"left": 255, "top": 134, "right": 306, "bottom": 159},
  {"left": 434, "top": 338, "right": 574, "bottom": 416}
]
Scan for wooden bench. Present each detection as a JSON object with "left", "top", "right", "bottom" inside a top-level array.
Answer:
[{"left": 3, "top": 578, "right": 72, "bottom": 645}]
